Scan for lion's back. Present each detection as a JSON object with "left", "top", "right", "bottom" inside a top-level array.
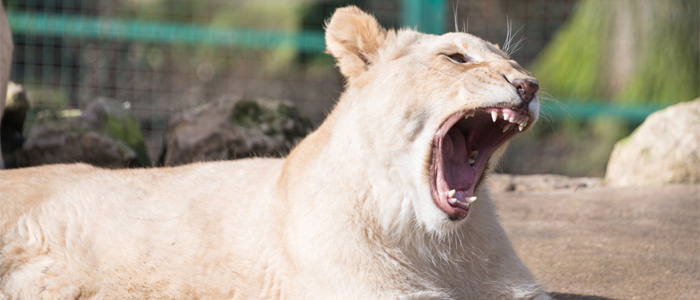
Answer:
[
  {"left": 0, "top": 159, "right": 283, "bottom": 228},
  {"left": 0, "top": 163, "right": 98, "bottom": 231},
  {"left": 0, "top": 159, "right": 286, "bottom": 298}
]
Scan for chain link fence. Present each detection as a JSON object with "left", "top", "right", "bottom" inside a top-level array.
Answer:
[{"left": 5, "top": 0, "right": 577, "bottom": 162}]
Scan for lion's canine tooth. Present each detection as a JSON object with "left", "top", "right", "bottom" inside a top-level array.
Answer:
[
  {"left": 518, "top": 124, "right": 524, "bottom": 131},
  {"left": 448, "top": 197, "right": 457, "bottom": 204},
  {"left": 448, "top": 189, "right": 456, "bottom": 197},
  {"left": 491, "top": 111, "right": 498, "bottom": 122},
  {"left": 502, "top": 123, "right": 512, "bottom": 132},
  {"left": 467, "top": 196, "right": 477, "bottom": 203}
]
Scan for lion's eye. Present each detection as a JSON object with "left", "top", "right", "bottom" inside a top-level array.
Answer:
[{"left": 446, "top": 53, "right": 469, "bottom": 64}]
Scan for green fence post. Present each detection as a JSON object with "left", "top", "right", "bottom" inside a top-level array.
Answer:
[{"left": 401, "top": 0, "right": 446, "bottom": 34}]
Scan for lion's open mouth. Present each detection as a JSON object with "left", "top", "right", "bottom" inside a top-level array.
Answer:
[{"left": 430, "top": 107, "right": 530, "bottom": 220}]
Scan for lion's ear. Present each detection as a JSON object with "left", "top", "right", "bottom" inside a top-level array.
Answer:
[{"left": 325, "top": 6, "right": 387, "bottom": 80}]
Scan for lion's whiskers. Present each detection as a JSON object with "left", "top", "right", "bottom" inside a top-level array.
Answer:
[
  {"left": 503, "top": 19, "right": 526, "bottom": 56},
  {"left": 451, "top": 2, "right": 468, "bottom": 33},
  {"left": 537, "top": 91, "right": 567, "bottom": 132},
  {"left": 453, "top": 2, "right": 459, "bottom": 33}
]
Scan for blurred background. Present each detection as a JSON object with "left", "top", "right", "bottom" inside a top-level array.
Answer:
[{"left": 2, "top": 0, "right": 699, "bottom": 176}]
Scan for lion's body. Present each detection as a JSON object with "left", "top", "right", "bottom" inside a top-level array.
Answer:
[
  {"left": 1, "top": 160, "right": 283, "bottom": 298},
  {"left": 0, "top": 6, "right": 549, "bottom": 300},
  {"left": 0, "top": 158, "right": 540, "bottom": 299}
]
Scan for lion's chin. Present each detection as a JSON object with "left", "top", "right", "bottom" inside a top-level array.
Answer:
[{"left": 430, "top": 108, "right": 530, "bottom": 220}]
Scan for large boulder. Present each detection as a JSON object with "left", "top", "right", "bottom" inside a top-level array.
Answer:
[
  {"left": 606, "top": 98, "right": 700, "bottom": 186},
  {"left": 159, "top": 97, "right": 312, "bottom": 166},
  {"left": 0, "top": 2, "right": 13, "bottom": 169},
  {"left": 18, "top": 98, "right": 151, "bottom": 168}
]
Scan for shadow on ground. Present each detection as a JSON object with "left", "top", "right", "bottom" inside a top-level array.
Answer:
[{"left": 550, "top": 293, "right": 617, "bottom": 300}]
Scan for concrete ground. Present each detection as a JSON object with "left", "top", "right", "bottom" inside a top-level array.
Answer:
[{"left": 491, "top": 182, "right": 700, "bottom": 300}]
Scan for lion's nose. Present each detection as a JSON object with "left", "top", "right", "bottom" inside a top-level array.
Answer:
[{"left": 511, "top": 79, "right": 539, "bottom": 104}]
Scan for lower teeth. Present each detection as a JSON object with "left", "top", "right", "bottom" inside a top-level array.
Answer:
[{"left": 468, "top": 150, "right": 478, "bottom": 165}]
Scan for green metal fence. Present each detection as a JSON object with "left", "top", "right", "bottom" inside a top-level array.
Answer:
[
  {"left": 3, "top": 0, "right": 663, "bottom": 161},
  {"left": 7, "top": 11, "right": 328, "bottom": 51},
  {"left": 541, "top": 101, "right": 663, "bottom": 123},
  {"left": 7, "top": 0, "right": 446, "bottom": 52}
]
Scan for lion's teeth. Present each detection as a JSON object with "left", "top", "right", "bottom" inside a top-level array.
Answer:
[
  {"left": 503, "top": 112, "right": 510, "bottom": 121},
  {"left": 448, "top": 189, "right": 456, "bottom": 197},
  {"left": 467, "top": 196, "right": 477, "bottom": 203},
  {"left": 468, "top": 150, "right": 478, "bottom": 165},
  {"left": 519, "top": 124, "right": 525, "bottom": 131},
  {"left": 464, "top": 111, "right": 475, "bottom": 119},
  {"left": 448, "top": 197, "right": 457, "bottom": 204},
  {"left": 491, "top": 111, "right": 498, "bottom": 122},
  {"left": 502, "top": 123, "right": 512, "bottom": 132}
]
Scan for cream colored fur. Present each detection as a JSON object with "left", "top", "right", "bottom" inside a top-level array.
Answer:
[{"left": 0, "top": 7, "right": 549, "bottom": 299}]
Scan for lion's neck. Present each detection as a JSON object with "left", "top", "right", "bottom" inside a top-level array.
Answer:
[
  {"left": 279, "top": 104, "right": 428, "bottom": 241},
  {"left": 274, "top": 110, "right": 511, "bottom": 293}
]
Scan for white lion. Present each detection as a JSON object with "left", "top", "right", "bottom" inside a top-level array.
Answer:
[{"left": 0, "top": 6, "right": 549, "bottom": 299}]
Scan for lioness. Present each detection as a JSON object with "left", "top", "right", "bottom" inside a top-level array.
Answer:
[{"left": 0, "top": 6, "right": 549, "bottom": 300}]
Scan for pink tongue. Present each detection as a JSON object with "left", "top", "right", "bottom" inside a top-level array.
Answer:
[{"left": 442, "top": 128, "right": 475, "bottom": 190}]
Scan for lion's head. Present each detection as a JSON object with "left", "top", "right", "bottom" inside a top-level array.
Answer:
[{"left": 324, "top": 7, "right": 539, "bottom": 234}]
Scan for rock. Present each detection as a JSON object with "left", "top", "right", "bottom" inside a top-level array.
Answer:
[
  {"left": 1, "top": 82, "right": 30, "bottom": 168},
  {"left": 18, "top": 98, "right": 150, "bottom": 168},
  {"left": 83, "top": 97, "right": 151, "bottom": 166},
  {"left": 0, "top": 2, "right": 13, "bottom": 169},
  {"left": 606, "top": 98, "right": 700, "bottom": 186},
  {"left": 159, "top": 97, "right": 312, "bottom": 166},
  {"left": 488, "top": 174, "right": 602, "bottom": 192}
]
